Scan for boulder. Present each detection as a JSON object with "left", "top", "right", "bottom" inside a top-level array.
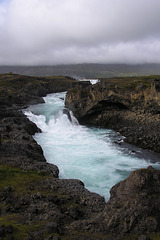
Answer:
[
  {"left": 94, "top": 166, "right": 160, "bottom": 239},
  {"left": 69, "top": 166, "right": 160, "bottom": 239},
  {"left": 63, "top": 108, "right": 72, "bottom": 122}
]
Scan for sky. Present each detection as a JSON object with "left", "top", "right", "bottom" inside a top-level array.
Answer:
[{"left": 0, "top": 0, "right": 160, "bottom": 65}]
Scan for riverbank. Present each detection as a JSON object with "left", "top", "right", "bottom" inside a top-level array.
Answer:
[
  {"left": 0, "top": 73, "right": 160, "bottom": 240},
  {"left": 0, "top": 74, "right": 106, "bottom": 240}
]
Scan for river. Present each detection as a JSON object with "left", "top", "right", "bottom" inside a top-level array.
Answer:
[{"left": 24, "top": 91, "right": 160, "bottom": 200}]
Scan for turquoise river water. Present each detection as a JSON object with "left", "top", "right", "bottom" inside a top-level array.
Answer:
[{"left": 24, "top": 91, "right": 160, "bottom": 200}]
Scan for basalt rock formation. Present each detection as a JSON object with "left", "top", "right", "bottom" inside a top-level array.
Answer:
[
  {"left": 0, "top": 73, "right": 90, "bottom": 175},
  {"left": 69, "top": 166, "right": 160, "bottom": 240},
  {"left": 0, "top": 73, "right": 160, "bottom": 240},
  {"left": 65, "top": 76, "right": 160, "bottom": 152}
]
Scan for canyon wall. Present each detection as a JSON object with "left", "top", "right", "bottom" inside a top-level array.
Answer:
[{"left": 65, "top": 76, "right": 160, "bottom": 152}]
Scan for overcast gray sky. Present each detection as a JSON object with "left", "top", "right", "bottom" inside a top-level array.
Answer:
[{"left": 0, "top": 0, "right": 160, "bottom": 65}]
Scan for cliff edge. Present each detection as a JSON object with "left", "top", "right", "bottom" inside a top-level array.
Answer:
[{"left": 65, "top": 76, "right": 160, "bottom": 152}]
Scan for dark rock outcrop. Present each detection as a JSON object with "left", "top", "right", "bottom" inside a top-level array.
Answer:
[
  {"left": 62, "top": 109, "right": 72, "bottom": 122},
  {"left": 1, "top": 164, "right": 160, "bottom": 239},
  {"left": 65, "top": 77, "right": 160, "bottom": 152},
  {"left": 1, "top": 73, "right": 160, "bottom": 239},
  {"left": 0, "top": 106, "right": 59, "bottom": 178},
  {"left": 0, "top": 73, "right": 90, "bottom": 175},
  {"left": 68, "top": 166, "right": 160, "bottom": 240},
  {"left": 101, "top": 166, "right": 160, "bottom": 237}
]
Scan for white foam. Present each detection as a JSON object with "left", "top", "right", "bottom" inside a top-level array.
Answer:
[
  {"left": 24, "top": 92, "right": 160, "bottom": 200},
  {"left": 76, "top": 77, "right": 99, "bottom": 85}
]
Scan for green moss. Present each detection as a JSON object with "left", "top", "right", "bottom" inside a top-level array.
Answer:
[
  {"left": 0, "top": 165, "right": 51, "bottom": 195},
  {"left": 0, "top": 165, "right": 62, "bottom": 239},
  {"left": 0, "top": 215, "right": 47, "bottom": 239},
  {"left": 45, "top": 75, "right": 76, "bottom": 81},
  {"left": 0, "top": 164, "right": 85, "bottom": 239},
  {"left": 0, "top": 73, "right": 158, "bottom": 98},
  {"left": 0, "top": 73, "right": 77, "bottom": 97},
  {"left": 149, "top": 232, "right": 160, "bottom": 240},
  {"left": 122, "top": 234, "right": 138, "bottom": 240},
  {"left": 1, "top": 138, "right": 9, "bottom": 143},
  {"left": 100, "top": 75, "right": 159, "bottom": 91},
  {"left": 61, "top": 231, "right": 112, "bottom": 240},
  {"left": 62, "top": 231, "right": 160, "bottom": 240},
  {"left": 120, "top": 232, "right": 160, "bottom": 240}
]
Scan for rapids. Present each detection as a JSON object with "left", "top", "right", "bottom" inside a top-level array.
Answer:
[{"left": 24, "top": 92, "right": 160, "bottom": 200}]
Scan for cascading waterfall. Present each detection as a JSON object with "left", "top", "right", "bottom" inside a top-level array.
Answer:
[{"left": 24, "top": 92, "right": 160, "bottom": 200}]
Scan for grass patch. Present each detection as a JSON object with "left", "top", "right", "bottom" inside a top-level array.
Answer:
[
  {"left": 100, "top": 75, "right": 159, "bottom": 91},
  {"left": 0, "top": 215, "right": 47, "bottom": 240},
  {"left": 62, "top": 231, "right": 114, "bottom": 240},
  {"left": 122, "top": 234, "right": 138, "bottom": 240},
  {"left": 0, "top": 73, "right": 159, "bottom": 98},
  {"left": 0, "top": 73, "right": 77, "bottom": 97},
  {"left": 0, "top": 164, "right": 83, "bottom": 239},
  {"left": 1, "top": 138, "right": 9, "bottom": 143},
  {"left": 0, "top": 165, "right": 62, "bottom": 239},
  {"left": 149, "top": 232, "right": 160, "bottom": 240},
  {"left": 0, "top": 164, "right": 51, "bottom": 195}
]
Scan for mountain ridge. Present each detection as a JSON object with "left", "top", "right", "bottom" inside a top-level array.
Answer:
[{"left": 1, "top": 63, "right": 160, "bottom": 78}]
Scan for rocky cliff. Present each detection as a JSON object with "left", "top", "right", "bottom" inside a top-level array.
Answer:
[
  {"left": 67, "top": 166, "right": 160, "bottom": 240},
  {"left": 65, "top": 76, "right": 160, "bottom": 152},
  {"left": 0, "top": 73, "right": 160, "bottom": 240}
]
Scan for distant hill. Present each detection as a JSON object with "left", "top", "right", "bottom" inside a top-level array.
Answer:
[{"left": 0, "top": 63, "right": 160, "bottom": 78}]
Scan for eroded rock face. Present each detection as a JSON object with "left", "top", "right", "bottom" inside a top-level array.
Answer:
[
  {"left": 69, "top": 166, "right": 160, "bottom": 239},
  {"left": 65, "top": 77, "right": 160, "bottom": 152},
  {"left": 101, "top": 166, "right": 160, "bottom": 236}
]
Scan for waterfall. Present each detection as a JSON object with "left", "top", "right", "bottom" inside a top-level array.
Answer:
[{"left": 24, "top": 92, "right": 160, "bottom": 200}]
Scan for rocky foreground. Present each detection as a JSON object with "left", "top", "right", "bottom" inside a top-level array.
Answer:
[{"left": 0, "top": 73, "right": 160, "bottom": 240}]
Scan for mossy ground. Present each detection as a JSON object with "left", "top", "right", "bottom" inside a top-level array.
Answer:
[
  {"left": 0, "top": 165, "right": 51, "bottom": 239},
  {"left": 150, "top": 233, "right": 160, "bottom": 240},
  {"left": 0, "top": 73, "right": 77, "bottom": 97},
  {"left": 1, "top": 73, "right": 159, "bottom": 97},
  {"left": 100, "top": 75, "right": 160, "bottom": 91},
  {"left": 0, "top": 215, "right": 44, "bottom": 240},
  {"left": 0, "top": 165, "right": 50, "bottom": 194},
  {"left": 0, "top": 165, "right": 57, "bottom": 238},
  {"left": 123, "top": 233, "right": 160, "bottom": 240},
  {"left": 0, "top": 165, "right": 83, "bottom": 239}
]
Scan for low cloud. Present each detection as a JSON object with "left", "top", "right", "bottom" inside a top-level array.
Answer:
[{"left": 0, "top": 0, "right": 160, "bottom": 65}]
